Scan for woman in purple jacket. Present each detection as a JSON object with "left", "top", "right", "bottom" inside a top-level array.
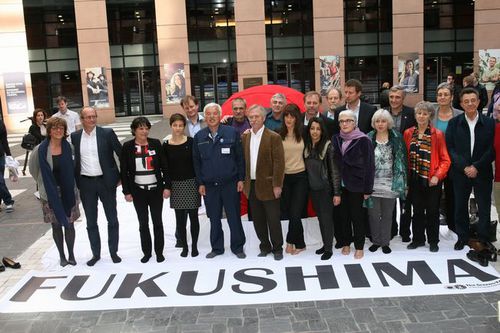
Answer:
[{"left": 332, "top": 110, "right": 375, "bottom": 259}]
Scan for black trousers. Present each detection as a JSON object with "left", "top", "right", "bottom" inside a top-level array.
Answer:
[
  {"left": 249, "top": 181, "right": 283, "bottom": 254},
  {"left": 174, "top": 209, "right": 200, "bottom": 249},
  {"left": 392, "top": 194, "right": 412, "bottom": 239},
  {"left": 410, "top": 180, "right": 442, "bottom": 244},
  {"left": 281, "top": 171, "right": 308, "bottom": 249},
  {"left": 132, "top": 187, "right": 164, "bottom": 257},
  {"left": 339, "top": 188, "right": 365, "bottom": 250},
  {"left": 453, "top": 176, "right": 492, "bottom": 243},
  {"left": 443, "top": 176, "right": 456, "bottom": 231},
  {"left": 310, "top": 188, "right": 334, "bottom": 252},
  {"left": 79, "top": 176, "right": 119, "bottom": 257}
]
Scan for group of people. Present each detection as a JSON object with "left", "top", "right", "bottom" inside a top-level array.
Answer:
[{"left": 11, "top": 75, "right": 498, "bottom": 267}]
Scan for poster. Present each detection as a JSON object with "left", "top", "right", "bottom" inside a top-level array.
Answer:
[
  {"left": 85, "top": 67, "right": 109, "bottom": 108},
  {"left": 398, "top": 53, "right": 419, "bottom": 93},
  {"left": 3, "top": 72, "right": 29, "bottom": 114},
  {"left": 165, "top": 63, "right": 185, "bottom": 104},
  {"left": 319, "top": 56, "right": 340, "bottom": 95},
  {"left": 479, "top": 49, "right": 500, "bottom": 91}
]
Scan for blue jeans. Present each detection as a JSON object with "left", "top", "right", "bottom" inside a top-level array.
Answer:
[{"left": 0, "top": 156, "right": 14, "bottom": 205}]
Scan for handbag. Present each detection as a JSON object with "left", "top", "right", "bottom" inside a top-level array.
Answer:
[{"left": 21, "top": 133, "right": 37, "bottom": 150}]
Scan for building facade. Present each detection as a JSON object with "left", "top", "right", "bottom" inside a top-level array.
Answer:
[{"left": 1, "top": 0, "right": 499, "bottom": 131}]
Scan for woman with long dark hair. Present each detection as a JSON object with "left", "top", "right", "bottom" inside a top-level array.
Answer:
[
  {"left": 303, "top": 117, "right": 341, "bottom": 260},
  {"left": 279, "top": 104, "right": 308, "bottom": 255},
  {"left": 28, "top": 108, "right": 47, "bottom": 145}
]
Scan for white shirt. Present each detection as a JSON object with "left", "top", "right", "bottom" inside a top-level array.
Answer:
[
  {"left": 187, "top": 114, "right": 204, "bottom": 137},
  {"left": 250, "top": 126, "right": 265, "bottom": 180},
  {"left": 304, "top": 113, "right": 320, "bottom": 126},
  {"left": 52, "top": 109, "right": 81, "bottom": 139},
  {"left": 347, "top": 100, "right": 361, "bottom": 126},
  {"left": 80, "top": 127, "right": 103, "bottom": 176},
  {"left": 465, "top": 112, "right": 479, "bottom": 156}
]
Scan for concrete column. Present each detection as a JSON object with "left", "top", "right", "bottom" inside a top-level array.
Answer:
[
  {"left": 392, "top": 0, "right": 424, "bottom": 106},
  {"left": 234, "top": 0, "right": 267, "bottom": 90},
  {"left": 474, "top": 0, "right": 500, "bottom": 71},
  {"left": 0, "top": 0, "right": 33, "bottom": 133},
  {"left": 155, "top": 0, "right": 189, "bottom": 118},
  {"left": 74, "top": 0, "right": 114, "bottom": 123},
  {"left": 313, "top": 0, "right": 345, "bottom": 97}
]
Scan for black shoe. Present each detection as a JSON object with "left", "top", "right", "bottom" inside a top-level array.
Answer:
[
  {"left": 111, "top": 254, "right": 122, "bottom": 263},
  {"left": 258, "top": 251, "right": 270, "bottom": 257},
  {"left": 180, "top": 248, "right": 188, "bottom": 258},
  {"left": 206, "top": 251, "right": 222, "bottom": 259},
  {"left": 68, "top": 257, "right": 77, "bottom": 266},
  {"left": 86, "top": 256, "right": 100, "bottom": 267},
  {"left": 60, "top": 257, "right": 68, "bottom": 267},
  {"left": 156, "top": 254, "right": 165, "bottom": 263},
  {"left": 454, "top": 240, "right": 467, "bottom": 251},
  {"left": 407, "top": 242, "right": 425, "bottom": 249},
  {"left": 466, "top": 250, "right": 488, "bottom": 267},
  {"left": 274, "top": 252, "right": 283, "bottom": 261},
  {"left": 2, "top": 257, "right": 21, "bottom": 269},
  {"left": 321, "top": 251, "right": 333, "bottom": 260},
  {"left": 315, "top": 247, "right": 325, "bottom": 255},
  {"left": 334, "top": 243, "right": 343, "bottom": 249},
  {"left": 429, "top": 244, "right": 439, "bottom": 252},
  {"left": 369, "top": 245, "right": 380, "bottom": 252},
  {"left": 401, "top": 236, "right": 411, "bottom": 243},
  {"left": 236, "top": 252, "right": 246, "bottom": 259},
  {"left": 140, "top": 255, "right": 151, "bottom": 263},
  {"left": 382, "top": 246, "right": 392, "bottom": 254},
  {"left": 0, "top": 264, "right": 5, "bottom": 272},
  {"left": 175, "top": 241, "right": 183, "bottom": 248},
  {"left": 191, "top": 248, "right": 199, "bottom": 257}
]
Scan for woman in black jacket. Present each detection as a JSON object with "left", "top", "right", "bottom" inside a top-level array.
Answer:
[
  {"left": 304, "top": 117, "right": 341, "bottom": 260},
  {"left": 28, "top": 108, "right": 47, "bottom": 145},
  {"left": 120, "top": 117, "right": 170, "bottom": 263}
]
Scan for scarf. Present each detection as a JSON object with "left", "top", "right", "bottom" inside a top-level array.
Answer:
[
  {"left": 38, "top": 139, "right": 76, "bottom": 227},
  {"left": 409, "top": 126, "right": 431, "bottom": 186},
  {"left": 339, "top": 128, "right": 367, "bottom": 155}
]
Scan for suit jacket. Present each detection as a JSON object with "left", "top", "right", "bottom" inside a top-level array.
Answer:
[
  {"left": 391, "top": 105, "right": 417, "bottom": 134},
  {"left": 301, "top": 113, "right": 335, "bottom": 139},
  {"left": 445, "top": 113, "right": 495, "bottom": 181},
  {"left": 242, "top": 128, "right": 285, "bottom": 201},
  {"left": 71, "top": 126, "right": 122, "bottom": 191},
  {"left": 333, "top": 102, "right": 377, "bottom": 134}
]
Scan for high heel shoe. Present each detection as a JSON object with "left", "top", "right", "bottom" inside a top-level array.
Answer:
[{"left": 2, "top": 257, "right": 21, "bottom": 269}]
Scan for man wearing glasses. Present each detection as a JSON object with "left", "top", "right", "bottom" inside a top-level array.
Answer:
[{"left": 71, "top": 107, "right": 123, "bottom": 266}]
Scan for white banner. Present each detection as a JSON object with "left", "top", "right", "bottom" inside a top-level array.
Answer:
[{"left": 0, "top": 190, "right": 499, "bottom": 313}]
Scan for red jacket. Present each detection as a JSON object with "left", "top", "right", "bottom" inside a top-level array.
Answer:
[
  {"left": 494, "top": 123, "right": 500, "bottom": 182},
  {"left": 403, "top": 126, "right": 451, "bottom": 183}
]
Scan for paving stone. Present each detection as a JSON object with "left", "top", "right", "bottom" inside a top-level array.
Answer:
[
  {"left": 384, "top": 320, "right": 406, "bottom": 333},
  {"left": 169, "top": 311, "right": 198, "bottom": 325},
  {"left": 325, "top": 317, "right": 360, "bottom": 332},
  {"left": 472, "top": 325, "right": 499, "bottom": 333},
  {"left": 290, "top": 308, "right": 321, "bottom": 321},
  {"left": 273, "top": 306, "right": 291, "bottom": 317},
  {"left": 77, "top": 316, "right": 99, "bottom": 328},
  {"left": 308, "top": 319, "right": 327, "bottom": 331},
  {"left": 443, "top": 308, "right": 467, "bottom": 319},
  {"left": 87, "top": 323, "right": 124, "bottom": 333},
  {"left": 29, "top": 319, "right": 61, "bottom": 333},
  {"left": 98, "top": 311, "right": 127, "bottom": 325},
  {"left": 212, "top": 323, "right": 227, "bottom": 333},
  {"left": 297, "top": 301, "right": 316, "bottom": 308},
  {"left": 460, "top": 303, "right": 497, "bottom": 316},
  {"left": 166, "top": 326, "right": 181, "bottom": 333},
  {"left": 372, "top": 306, "right": 407, "bottom": 322},
  {"left": 257, "top": 307, "right": 274, "bottom": 319},
  {"left": 179, "top": 323, "right": 212, "bottom": 332},
  {"left": 423, "top": 296, "right": 460, "bottom": 311},
  {"left": 404, "top": 322, "right": 438, "bottom": 333},
  {"left": 200, "top": 306, "right": 215, "bottom": 314},
  {"left": 231, "top": 326, "right": 258, "bottom": 333},
  {"left": 465, "top": 316, "right": 492, "bottom": 326},
  {"left": 414, "top": 311, "right": 446, "bottom": 323},
  {"left": 433, "top": 319, "right": 472, "bottom": 331},
  {"left": 351, "top": 308, "right": 376, "bottom": 324},
  {"left": 373, "top": 298, "right": 396, "bottom": 306},
  {"left": 242, "top": 317, "right": 258, "bottom": 327},
  {"left": 314, "top": 300, "right": 343, "bottom": 309},
  {"left": 242, "top": 308, "right": 257, "bottom": 317},
  {"left": 344, "top": 298, "right": 375, "bottom": 309},
  {"left": 365, "top": 322, "right": 390, "bottom": 333},
  {"left": 71, "top": 329, "right": 91, "bottom": 333},
  {"left": 259, "top": 319, "right": 292, "bottom": 333},
  {"left": 227, "top": 318, "right": 243, "bottom": 327},
  {"left": 318, "top": 307, "right": 352, "bottom": 319},
  {"left": 196, "top": 317, "right": 226, "bottom": 325},
  {"left": 398, "top": 299, "right": 431, "bottom": 313},
  {"left": 291, "top": 321, "right": 309, "bottom": 332},
  {"left": 152, "top": 317, "right": 171, "bottom": 328},
  {"left": 212, "top": 306, "right": 242, "bottom": 317}
]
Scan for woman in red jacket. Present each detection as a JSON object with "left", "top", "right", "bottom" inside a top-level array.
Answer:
[{"left": 403, "top": 101, "right": 450, "bottom": 252}]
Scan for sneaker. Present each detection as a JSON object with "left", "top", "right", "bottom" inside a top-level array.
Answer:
[
  {"left": 5, "top": 204, "right": 13, "bottom": 213},
  {"left": 34, "top": 191, "right": 40, "bottom": 200}
]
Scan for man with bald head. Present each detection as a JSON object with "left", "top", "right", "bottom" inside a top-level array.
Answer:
[{"left": 71, "top": 106, "right": 123, "bottom": 266}]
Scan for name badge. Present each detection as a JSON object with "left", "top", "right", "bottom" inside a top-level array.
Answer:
[
  {"left": 149, "top": 150, "right": 156, "bottom": 156},
  {"left": 221, "top": 148, "right": 230, "bottom": 154}
]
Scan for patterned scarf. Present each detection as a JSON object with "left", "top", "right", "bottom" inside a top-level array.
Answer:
[{"left": 409, "top": 126, "right": 431, "bottom": 186}]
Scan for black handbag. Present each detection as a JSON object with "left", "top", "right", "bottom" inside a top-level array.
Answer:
[{"left": 21, "top": 133, "right": 37, "bottom": 150}]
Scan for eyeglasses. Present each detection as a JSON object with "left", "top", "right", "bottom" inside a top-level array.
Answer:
[
  {"left": 339, "top": 119, "right": 354, "bottom": 124},
  {"left": 52, "top": 126, "right": 65, "bottom": 131}
]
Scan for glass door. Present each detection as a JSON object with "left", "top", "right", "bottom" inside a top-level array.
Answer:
[
  {"left": 197, "top": 64, "right": 237, "bottom": 106},
  {"left": 271, "top": 60, "right": 314, "bottom": 93}
]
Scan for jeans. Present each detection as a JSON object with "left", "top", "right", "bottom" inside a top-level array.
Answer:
[{"left": 0, "top": 156, "right": 13, "bottom": 205}]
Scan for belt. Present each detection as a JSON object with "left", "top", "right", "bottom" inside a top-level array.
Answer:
[
  {"left": 136, "top": 184, "right": 158, "bottom": 190},
  {"left": 82, "top": 175, "right": 103, "bottom": 179}
]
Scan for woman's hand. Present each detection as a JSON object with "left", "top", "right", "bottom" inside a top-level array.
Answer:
[
  {"left": 429, "top": 176, "right": 439, "bottom": 186},
  {"left": 363, "top": 194, "right": 371, "bottom": 200},
  {"left": 125, "top": 194, "right": 133, "bottom": 202}
]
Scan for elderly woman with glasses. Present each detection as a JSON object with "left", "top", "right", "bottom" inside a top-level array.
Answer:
[
  {"left": 332, "top": 110, "right": 375, "bottom": 259},
  {"left": 366, "top": 109, "right": 408, "bottom": 254},
  {"left": 404, "top": 101, "right": 450, "bottom": 252},
  {"left": 29, "top": 117, "right": 80, "bottom": 266}
]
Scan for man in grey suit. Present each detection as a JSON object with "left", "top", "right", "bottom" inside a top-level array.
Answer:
[{"left": 71, "top": 106, "right": 122, "bottom": 266}]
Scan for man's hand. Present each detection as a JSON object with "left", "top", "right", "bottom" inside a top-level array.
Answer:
[
  {"left": 429, "top": 176, "right": 439, "bottom": 186},
  {"left": 125, "top": 194, "right": 133, "bottom": 202},
  {"left": 221, "top": 115, "right": 233, "bottom": 124},
  {"left": 363, "top": 194, "right": 371, "bottom": 200},
  {"left": 333, "top": 196, "right": 341, "bottom": 206},
  {"left": 464, "top": 166, "right": 478, "bottom": 178},
  {"left": 273, "top": 186, "right": 282, "bottom": 199},
  {"left": 237, "top": 181, "right": 244, "bottom": 192},
  {"left": 199, "top": 185, "right": 206, "bottom": 196}
]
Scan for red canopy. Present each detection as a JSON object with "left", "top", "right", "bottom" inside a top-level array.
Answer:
[{"left": 221, "top": 84, "right": 306, "bottom": 116}]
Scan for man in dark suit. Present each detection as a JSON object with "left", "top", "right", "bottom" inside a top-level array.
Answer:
[
  {"left": 387, "top": 85, "right": 417, "bottom": 241},
  {"left": 445, "top": 87, "right": 495, "bottom": 250},
  {"left": 302, "top": 91, "right": 335, "bottom": 138},
  {"left": 71, "top": 106, "right": 122, "bottom": 266},
  {"left": 242, "top": 105, "right": 285, "bottom": 260},
  {"left": 333, "top": 79, "right": 377, "bottom": 134}
]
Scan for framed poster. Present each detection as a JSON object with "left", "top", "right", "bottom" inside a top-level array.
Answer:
[
  {"left": 85, "top": 67, "right": 109, "bottom": 108},
  {"left": 319, "top": 55, "right": 340, "bottom": 95},
  {"left": 398, "top": 53, "right": 419, "bottom": 93},
  {"left": 479, "top": 49, "right": 500, "bottom": 91},
  {"left": 165, "top": 63, "right": 185, "bottom": 104}
]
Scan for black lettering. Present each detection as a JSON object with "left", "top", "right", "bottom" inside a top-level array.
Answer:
[
  {"left": 177, "top": 270, "right": 224, "bottom": 296},
  {"left": 448, "top": 259, "right": 499, "bottom": 283},
  {"left": 286, "top": 265, "right": 339, "bottom": 291},
  {"left": 345, "top": 264, "right": 370, "bottom": 288},
  {"left": 10, "top": 276, "right": 67, "bottom": 302},
  {"left": 373, "top": 261, "right": 441, "bottom": 286},
  {"left": 232, "top": 268, "right": 277, "bottom": 294},
  {"left": 61, "top": 275, "right": 115, "bottom": 301},
  {"left": 114, "top": 272, "right": 167, "bottom": 298}
]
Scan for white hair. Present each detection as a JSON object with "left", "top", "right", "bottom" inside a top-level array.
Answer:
[
  {"left": 203, "top": 103, "right": 222, "bottom": 116},
  {"left": 371, "top": 109, "right": 394, "bottom": 130},
  {"left": 338, "top": 110, "right": 357, "bottom": 123}
]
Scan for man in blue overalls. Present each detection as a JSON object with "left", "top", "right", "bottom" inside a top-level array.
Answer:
[{"left": 193, "top": 103, "right": 246, "bottom": 258}]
